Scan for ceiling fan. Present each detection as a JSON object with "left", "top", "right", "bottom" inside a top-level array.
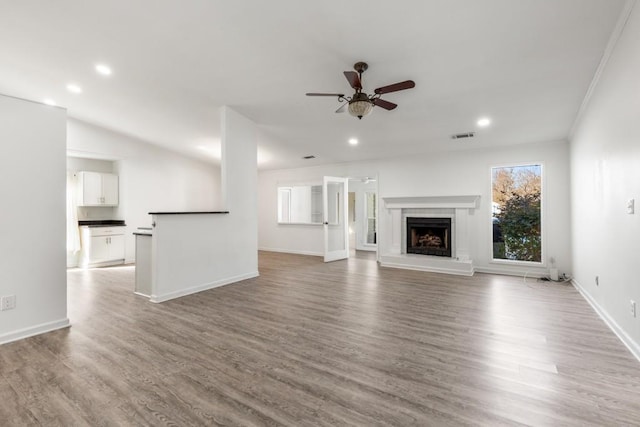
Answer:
[{"left": 306, "top": 61, "right": 415, "bottom": 120}]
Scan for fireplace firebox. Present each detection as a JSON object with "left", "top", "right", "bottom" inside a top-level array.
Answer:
[{"left": 406, "top": 217, "right": 452, "bottom": 257}]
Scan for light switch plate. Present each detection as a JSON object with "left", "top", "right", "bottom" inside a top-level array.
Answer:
[{"left": 627, "top": 199, "right": 635, "bottom": 214}]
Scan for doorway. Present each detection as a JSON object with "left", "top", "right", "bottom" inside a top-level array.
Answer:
[
  {"left": 348, "top": 192, "right": 356, "bottom": 256},
  {"left": 347, "top": 176, "right": 378, "bottom": 258}
]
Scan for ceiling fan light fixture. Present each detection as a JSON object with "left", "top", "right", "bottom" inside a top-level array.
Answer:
[
  {"left": 348, "top": 100, "right": 373, "bottom": 119},
  {"left": 307, "top": 61, "right": 415, "bottom": 119}
]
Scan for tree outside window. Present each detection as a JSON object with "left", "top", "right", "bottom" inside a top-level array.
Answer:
[{"left": 492, "top": 164, "right": 542, "bottom": 262}]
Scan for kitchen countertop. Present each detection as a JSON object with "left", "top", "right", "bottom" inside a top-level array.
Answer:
[
  {"left": 134, "top": 226, "right": 152, "bottom": 236},
  {"left": 78, "top": 220, "right": 126, "bottom": 227}
]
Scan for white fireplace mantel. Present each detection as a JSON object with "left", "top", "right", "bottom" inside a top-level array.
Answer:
[
  {"left": 383, "top": 195, "right": 480, "bottom": 210},
  {"left": 380, "top": 195, "right": 481, "bottom": 276}
]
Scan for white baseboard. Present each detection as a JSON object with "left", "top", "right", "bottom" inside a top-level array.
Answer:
[
  {"left": 80, "top": 258, "right": 125, "bottom": 268},
  {"left": 0, "top": 318, "right": 71, "bottom": 346},
  {"left": 355, "top": 245, "right": 377, "bottom": 252},
  {"left": 475, "top": 266, "right": 546, "bottom": 278},
  {"left": 572, "top": 278, "right": 640, "bottom": 363},
  {"left": 258, "top": 247, "right": 323, "bottom": 257},
  {"left": 150, "top": 271, "right": 260, "bottom": 303}
]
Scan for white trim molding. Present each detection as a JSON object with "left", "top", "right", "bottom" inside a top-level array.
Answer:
[
  {"left": 258, "top": 247, "right": 323, "bottom": 257},
  {"left": 383, "top": 195, "right": 480, "bottom": 210},
  {"left": 150, "top": 271, "right": 260, "bottom": 303},
  {"left": 572, "top": 279, "right": 640, "bottom": 363},
  {"left": 0, "top": 318, "right": 71, "bottom": 346},
  {"left": 569, "top": 0, "right": 637, "bottom": 138}
]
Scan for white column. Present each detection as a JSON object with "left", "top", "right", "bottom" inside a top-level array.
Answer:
[
  {"left": 454, "top": 208, "right": 470, "bottom": 261},
  {"left": 390, "top": 209, "right": 402, "bottom": 254}
]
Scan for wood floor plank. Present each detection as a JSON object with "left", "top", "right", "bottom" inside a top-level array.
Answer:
[{"left": 1, "top": 251, "right": 639, "bottom": 426}]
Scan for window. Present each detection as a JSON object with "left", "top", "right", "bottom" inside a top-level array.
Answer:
[
  {"left": 365, "top": 191, "right": 377, "bottom": 244},
  {"left": 276, "top": 185, "right": 323, "bottom": 224},
  {"left": 491, "top": 164, "right": 542, "bottom": 263},
  {"left": 277, "top": 188, "right": 291, "bottom": 223}
]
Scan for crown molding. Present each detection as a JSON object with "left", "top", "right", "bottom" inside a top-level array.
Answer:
[{"left": 568, "top": 0, "right": 637, "bottom": 140}]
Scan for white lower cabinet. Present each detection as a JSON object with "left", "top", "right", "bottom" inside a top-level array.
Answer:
[{"left": 80, "top": 226, "right": 125, "bottom": 267}]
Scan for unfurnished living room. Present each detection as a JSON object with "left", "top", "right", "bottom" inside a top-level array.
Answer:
[{"left": 1, "top": 1, "right": 640, "bottom": 426}]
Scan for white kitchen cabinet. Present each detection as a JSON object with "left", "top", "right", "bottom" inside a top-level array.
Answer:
[
  {"left": 77, "top": 171, "right": 119, "bottom": 206},
  {"left": 101, "top": 173, "right": 119, "bottom": 205},
  {"left": 79, "top": 226, "right": 125, "bottom": 267}
]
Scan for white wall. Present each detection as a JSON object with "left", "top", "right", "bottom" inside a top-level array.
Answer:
[
  {"left": 220, "top": 106, "right": 259, "bottom": 275},
  {"left": 0, "top": 94, "right": 69, "bottom": 344},
  {"left": 67, "top": 118, "right": 221, "bottom": 263},
  {"left": 258, "top": 140, "right": 571, "bottom": 276},
  {"left": 570, "top": 2, "right": 640, "bottom": 358},
  {"left": 150, "top": 107, "right": 258, "bottom": 302}
]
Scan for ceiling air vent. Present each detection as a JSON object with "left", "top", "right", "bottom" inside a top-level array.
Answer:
[
  {"left": 302, "top": 155, "right": 316, "bottom": 159},
  {"left": 451, "top": 132, "right": 475, "bottom": 140}
]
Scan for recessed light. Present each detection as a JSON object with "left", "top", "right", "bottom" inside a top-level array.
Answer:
[
  {"left": 348, "top": 138, "right": 358, "bottom": 145},
  {"left": 43, "top": 98, "right": 56, "bottom": 106},
  {"left": 477, "top": 117, "right": 491, "bottom": 127},
  {"left": 95, "top": 64, "right": 112, "bottom": 76},
  {"left": 66, "top": 84, "right": 82, "bottom": 94}
]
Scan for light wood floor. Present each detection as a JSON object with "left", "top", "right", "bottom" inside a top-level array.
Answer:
[{"left": 1, "top": 251, "right": 640, "bottom": 426}]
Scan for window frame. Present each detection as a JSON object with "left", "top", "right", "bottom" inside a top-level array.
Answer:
[
  {"left": 489, "top": 162, "right": 546, "bottom": 267},
  {"left": 277, "top": 187, "right": 291, "bottom": 223},
  {"left": 363, "top": 190, "right": 377, "bottom": 246}
]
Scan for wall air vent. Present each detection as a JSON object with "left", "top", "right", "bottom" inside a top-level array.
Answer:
[
  {"left": 451, "top": 132, "right": 475, "bottom": 140},
  {"left": 302, "top": 155, "right": 316, "bottom": 159}
]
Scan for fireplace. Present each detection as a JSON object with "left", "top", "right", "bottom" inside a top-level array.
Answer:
[{"left": 406, "top": 217, "right": 452, "bottom": 257}]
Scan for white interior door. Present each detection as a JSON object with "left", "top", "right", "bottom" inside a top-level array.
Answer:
[{"left": 323, "top": 176, "right": 349, "bottom": 262}]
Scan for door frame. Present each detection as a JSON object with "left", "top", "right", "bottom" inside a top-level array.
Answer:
[{"left": 323, "top": 176, "right": 349, "bottom": 262}]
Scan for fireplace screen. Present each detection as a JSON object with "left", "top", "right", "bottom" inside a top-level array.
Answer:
[{"left": 406, "top": 217, "right": 452, "bottom": 257}]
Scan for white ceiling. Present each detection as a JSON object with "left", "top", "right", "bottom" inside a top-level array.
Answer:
[{"left": 0, "top": 0, "right": 626, "bottom": 170}]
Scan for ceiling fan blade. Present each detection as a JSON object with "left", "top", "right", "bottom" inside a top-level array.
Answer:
[
  {"left": 343, "top": 71, "right": 362, "bottom": 90},
  {"left": 335, "top": 103, "right": 348, "bottom": 113},
  {"left": 374, "top": 80, "right": 416, "bottom": 95},
  {"left": 306, "top": 93, "right": 345, "bottom": 97},
  {"left": 373, "top": 98, "right": 397, "bottom": 111}
]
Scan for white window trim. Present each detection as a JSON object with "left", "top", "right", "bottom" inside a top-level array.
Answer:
[
  {"left": 489, "top": 162, "right": 546, "bottom": 267},
  {"left": 363, "top": 190, "right": 377, "bottom": 247}
]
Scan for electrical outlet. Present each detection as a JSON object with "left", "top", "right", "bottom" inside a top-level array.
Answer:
[
  {"left": 631, "top": 300, "right": 637, "bottom": 318},
  {"left": 0, "top": 295, "right": 16, "bottom": 311},
  {"left": 595, "top": 276, "right": 599, "bottom": 286},
  {"left": 627, "top": 199, "right": 635, "bottom": 214}
]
